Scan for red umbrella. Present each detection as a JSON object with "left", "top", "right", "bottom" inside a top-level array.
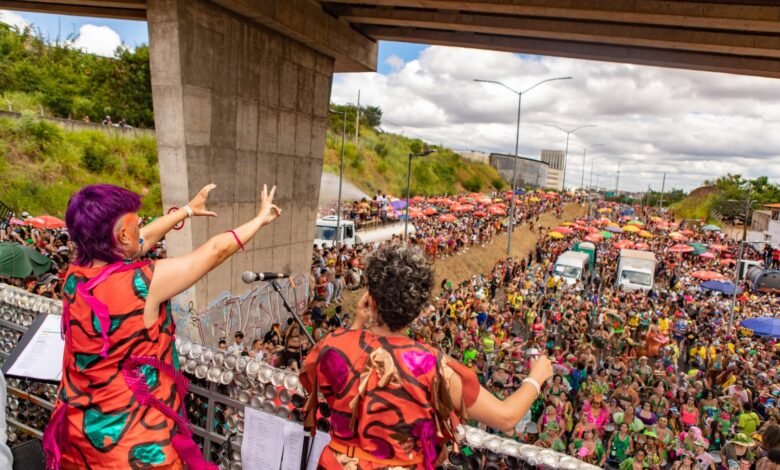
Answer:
[
  {"left": 487, "top": 206, "right": 506, "bottom": 216},
  {"left": 691, "top": 270, "right": 727, "bottom": 281},
  {"left": 473, "top": 211, "right": 487, "bottom": 218},
  {"left": 554, "top": 226, "right": 574, "bottom": 235},
  {"left": 709, "top": 244, "right": 730, "bottom": 251},
  {"left": 438, "top": 214, "right": 457, "bottom": 223},
  {"left": 8, "top": 217, "right": 24, "bottom": 225},
  {"left": 669, "top": 244, "right": 695, "bottom": 253},
  {"left": 422, "top": 207, "right": 438, "bottom": 216},
  {"left": 614, "top": 240, "right": 635, "bottom": 250},
  {"left": 699, "top": 252, "right": 716, "bottom": 259},
  {"left": 583, "top": 234, "right": 603, "bottom": 243},
  {"left": 634, "top": 242, "right": 651, "bottom": 251},
  {"left": 586, "top": 226, "right": 601, "bottom": 233},
  {"left": 719, "top": 258, "right": 737, "bottom": 266},
  {"left": 452, "top": 204, "right": 474, "bottom": 213},
  {"left": 411, "top": 196, "right": 425, "bottom": 203},
  {"left": 28, "top": 215, "right": 66, "bottom": 229},
  {"left": 681, "top": 229, "right": 695, "bottom": 236}
]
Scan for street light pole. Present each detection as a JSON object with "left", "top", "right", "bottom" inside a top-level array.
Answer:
[
  {"left": 474, "top": 76, "right": 573, "bottom": 256},
  {"left": 728, "top": 188, "right": 754, "bottom": 333},
  {"left": 329, "top": 109, "right": 347, "bottom": 244},
  {"left": 404, "top": 149, "right": 436, "bottom": 242},
  {"left": 580, "top": 143, "right": 604, "bottom": 190},
  {"left": 543, "top": 124, "right": 597, "bottom": 191}
]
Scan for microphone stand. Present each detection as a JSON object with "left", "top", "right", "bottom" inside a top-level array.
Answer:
[{"left": 269, "top": 280, "right": 315, "bottom": 346}]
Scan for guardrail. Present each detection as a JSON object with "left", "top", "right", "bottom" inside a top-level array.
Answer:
[{"left": 0, "top": 283, "right": 597, "bottom": 469}]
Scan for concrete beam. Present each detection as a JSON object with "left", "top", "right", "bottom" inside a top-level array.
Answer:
[
  {"left": 212, "top": 0, "right": 377, "bottom": 72},
  {"left": 0, "top": 0, "right": 145, "bottom": 20},
  {"left": 360, "top": 25, "right": 780, "bottom": 79},
  {"left": 323, "top": 0, "right": 780, "bottom": 34},
  {"left": 334, "top": 5, "right": 780, "bottom": 59}
]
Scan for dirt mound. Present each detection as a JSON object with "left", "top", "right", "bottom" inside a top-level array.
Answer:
[{"left": 687, "top": 185, "right": 718, "bottom": 199}]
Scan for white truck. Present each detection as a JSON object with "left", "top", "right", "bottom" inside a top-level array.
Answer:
[
  {"left": 553, "top": 251, "right": 591, "bottom": 286},
  {"left": 313, "top": 216, "right": 415, "bottom": 247},
  {"left": 616, "top": 249, "right": 657, "bottom": 291}
]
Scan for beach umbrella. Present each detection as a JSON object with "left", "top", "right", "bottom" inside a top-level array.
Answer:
[
  {"left": 422, "top": 207, "right": 438, "bottom": 216},
  {"left": 669, "top": 232, "right": 687, "bottom": 241},
  {"left": 561, "top": 222, "right": 574, "bottom": 227},
  {"left": 709, "top": 244, "right": 730, "bottom": 251},
  {"left": 605, "top": 225, "right": 623, "bottom": 233},
  {"left": 634, "top": 242, "right": 651, "bottom": 251},
  {"left": 391, "top": 200, "right": 407, "bottom": 211},
  {"left": 719, "top": 258, "right": 737, "bottom": 266},
  {"left": 688, "top": 242, "right": 708, "bottom": 255},
  {"left": 598, "top": 208, "right": 611, "bottom": 213},
  {"left": 27, "top": 215, "right": 66, "bottom": 230},
  {"left": 614, "top": 240, "right": 635, "bottom": 250},
  {"left": 669, "top": 244, "right": 695, "bottom": 253},
  {"left": 0, "top": 242, "right": 53, "bottom": 278},
  {"left": 622, "top": 225, "right": 641, "bottom": 233},
  {"left": 554, "top": 226, "right": 574, "bottom": 235},
  {"left": 452, "top": 204, "right": 475, "bottom": 213},
  {"left": 699, "top": 252, "right": 716, "bottom": 259},
  {"left": 638, "top": 230, "right": 653, "bottom": 239},
  {"left": 409, "top": 209, "right": 424, "bottom": 219},
  {"left": 487, "top": 206, "right": 505, "bottom": 216},
  {"left": 473, "top": 211, "right": 487, "bottom": 218},
  {"left": 741, "top": 317, "right": 780, "bottom": 338},
  {"left": 691, "top": 270, "right": 727, "bottom": 281},
  {"left": 584, "top": 234, "right": 603, "bottom": 243},
  {"left": 8, "top": 218, "right": 24, "bottom": 226},
  {"left": 702, "top": 224, "right": 721, "bottom": 232},
  {"left": 548, "top": 231, "right": 565, "bottom": 239},
  {"left": 411, "top": 196, "right": 425, "bottom": 203},
  {"left": 627, "top": 220, "right": 644, "bottom": 226},
  {"left": 701, "top": 280, "right": 741, "bottom": 296},
  {"left": 681, "top": 229, "right": 695, "bottom": 236},
  {"left": 600, "top": 230, "right": 614, "bottom": 239},
  {"left": 586, "top": 226, "right": 601, "bottom": 234},
  {"left": 607, "top": 221, "right": 620, "bottom": 227},
  {"left": 438, "top": 214, "right": 457, "bottom": 223}
]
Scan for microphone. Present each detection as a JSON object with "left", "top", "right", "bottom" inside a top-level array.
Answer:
[{"left": 242, "top": 271, "right": 290, "bottom": 283}]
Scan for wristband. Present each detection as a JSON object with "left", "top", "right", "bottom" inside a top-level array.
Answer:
[
  {"left": 522, "top": 377, "right": 541, "bottom": 396},
  {"left": 227, "top": 230, "right": 245, "bottom": 251},
  {"left": 182, "top": 205, "right": 194, "bottom": 218}
]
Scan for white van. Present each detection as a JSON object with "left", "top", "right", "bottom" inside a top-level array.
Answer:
[
  {"left": 313, "top": 216, "right": 415, "bottom": 247},
  {"left": 553, "top": 251, "right": 591, "bottom": 286}
]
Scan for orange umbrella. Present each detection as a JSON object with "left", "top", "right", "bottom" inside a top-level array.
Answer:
[
  {"left": 473, "top": 211, "right": 487, "bottom": 218},
  {"left": 28, "top": 215, "right": 66, "bottom": 229},
  {"left": 422, "top": 207, "right": 438, "bottom": 216},
  {"left": 634, "top": 242, "right": 651, "bottom": 250},
  {"left": 700, "top": 252, "right": 716, "bottom": 259},
  {"left": 487, "top": 206, "right": 506, "bottom": 216},
  {"left": 583, "top": 234, "right": 603, "bottom": 243},
  {"left": 438, "top": 214, "right": 457, "bottom": 223},
  {"left": 614, "top": 240, "right": 635, "bottom": 249},
  {"left": 691, "top": 270, "right": 727, "bottom": 281},
  {"left": 709, "top": 244, "right": 730, "bottom": 251},
  {"left": 669, "top": 244, "right": 695, "bottom": 253},
  {"left": 554, "top": 226, "right": 574, "bottom": 235}
]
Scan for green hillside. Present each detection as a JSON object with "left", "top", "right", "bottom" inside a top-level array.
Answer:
[
  {"left": 323, "top": 128, "right": 506, "bottom": 197},
  {"left": 0, "top": 113, "right": 160, "bottom": 217},
  {"left": 669, "top": 186, "right": 718, "bottom": 222}
]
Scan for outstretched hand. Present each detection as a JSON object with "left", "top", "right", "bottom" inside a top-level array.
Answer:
[
  {"left": 188, "top": 184, "right": 218, "bottom": 217},
  {"left": 257, "top": 184, "right": 282, "bottom": 226}
]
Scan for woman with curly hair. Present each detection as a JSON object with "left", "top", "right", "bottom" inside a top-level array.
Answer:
[{"left": 302, "top": 244, "right": 553, "bottom": 469}]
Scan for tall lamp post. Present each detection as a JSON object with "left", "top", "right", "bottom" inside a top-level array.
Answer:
[
  {"left": 329, "top": 109, "right": 348, "bottom": 244},
  {"left": 728, "top": 188, "right": 757, "bottom": 332},
  {"left": 474, "top": 76, "right": 573, "bottom": 256},
  {"left": 543, "top": 124, "right": 597, "bottom": 192},
  {"left": 404, "top": 149, "right": 436, "bottom": 242},
  {"left": 580, "top": 143, "right": 604, "bottom": 190}
]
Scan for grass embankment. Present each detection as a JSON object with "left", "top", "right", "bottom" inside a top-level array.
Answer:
[
  {"left": 0, "top": 112, "right": 161, "bottom": 216},
  {"left": 323, "top": 128, "right": 507, "bottom": 197},
  {"left": 669, "top": 185, "right": 719, "bottom": 222}
]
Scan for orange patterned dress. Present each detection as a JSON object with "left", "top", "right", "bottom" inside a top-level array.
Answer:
[
  {"left": 44, "top": 260, "right": 184, "bottom": 469},
  {"left": 302, "top": 328, "right": 480, "bottom": 470}
]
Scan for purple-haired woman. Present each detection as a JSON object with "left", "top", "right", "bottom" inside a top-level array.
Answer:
[{"left": 43, "top": 183, "right": 280, "bottom": 469}]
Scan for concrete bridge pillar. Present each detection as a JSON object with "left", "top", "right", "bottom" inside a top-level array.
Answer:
[{"left": 147, "top": 0, "right": 333, "bottom": 309}]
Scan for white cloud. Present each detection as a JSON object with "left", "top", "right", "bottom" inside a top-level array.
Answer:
[
  {"left": 385, "top": 54, "right": 405, "bottom": 73},
  {"left": 69, "top": 24, "right": 123, "bottom": 57},
  {"left": 0, "top": 10, "right": 29, "bottom": 30},
  {"left": 332, "top": 46, "right": 780, "bottom": 192}
]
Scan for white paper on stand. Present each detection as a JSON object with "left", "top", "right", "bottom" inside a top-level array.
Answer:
[
  {"left": 5, "top": 314, "right": 64, "bottom": 382},
  {"left": 241, "top": 408, "right": 286, "bottom": 470},
  {"left": 306, "top": 431, "right": 331, "bottom": 470},
  {"left": 281, "top": 421, "right": 305, "bottom": 470}
]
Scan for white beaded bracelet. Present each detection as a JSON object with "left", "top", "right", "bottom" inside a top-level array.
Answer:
[
  {"left": 182, "top": 205, "right": 194, "bottom": 218},
  {"left": 522, "top": 377, "right": 541, "bottom": 395}
]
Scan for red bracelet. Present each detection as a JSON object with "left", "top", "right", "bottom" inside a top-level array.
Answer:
[{"left": 227, "top": 230, "right": 245, "bottom": 251}]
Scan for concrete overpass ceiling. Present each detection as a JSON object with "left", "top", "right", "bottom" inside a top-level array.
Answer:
[{"left": 320, "top": 0, "right": 780, "bottom": 78}]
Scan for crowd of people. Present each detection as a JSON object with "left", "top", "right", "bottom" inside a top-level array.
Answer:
[{"left": 4, "top": 188, "right": 780, "bottom": 469}]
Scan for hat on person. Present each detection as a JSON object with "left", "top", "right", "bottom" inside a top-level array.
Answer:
[
  {"left": 729, "top": 433, "right": 756, "bottom": 447},
  {"left": 644, "top": 430, "right": 658, "bottom": 439}
]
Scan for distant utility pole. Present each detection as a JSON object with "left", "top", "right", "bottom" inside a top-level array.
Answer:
[
  {"left": 354, "top": 90, "right": 361, "bottom": 146},
  {"left": 658, "top": 173, "right": 666, "bottom": 208},
  {"left": 615, "top": 161, "right": 621, "bottom": 195}
]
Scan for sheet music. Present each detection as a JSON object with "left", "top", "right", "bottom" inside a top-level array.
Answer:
[
  {"left": 281, "top": 420, "right": 305, "bottom": 470},
  {"left": 306, "top": 431, "right": 331, "bottom": 470},
  {"left": 5, "top": 314, "right": 64, "bottom": 381},
  {"left": 241, "top": 408, "right": 285, "bottom": 470}
]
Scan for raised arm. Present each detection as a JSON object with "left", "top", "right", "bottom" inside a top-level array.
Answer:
[
  {"left": 139, "top": 184, "right": 218, "bottom": 255},
  {"left": 447, "top": 356, "right": 553, "bottom": 432},
  {"left": 145, "top": 185, "right": 281, "bottom": 327}
]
